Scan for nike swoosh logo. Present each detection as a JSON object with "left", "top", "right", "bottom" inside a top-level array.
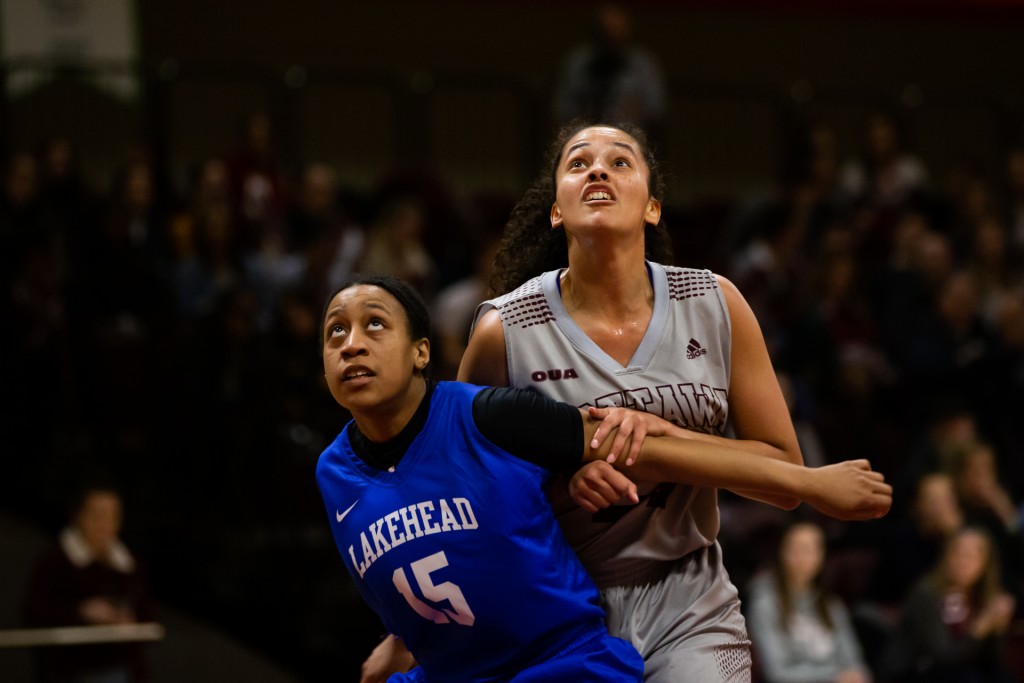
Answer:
[{"left": 336, "top": 500, "right": 359, "bottom": 523}]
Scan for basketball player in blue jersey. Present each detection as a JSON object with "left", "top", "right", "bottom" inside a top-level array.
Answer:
[{"left": 322, "top": 275, "right": 891, "bottom": 682}]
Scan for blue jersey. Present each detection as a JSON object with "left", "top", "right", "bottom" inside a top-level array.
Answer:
[{"left": 316, "top": 381, "right": 642, "bottom": 682}]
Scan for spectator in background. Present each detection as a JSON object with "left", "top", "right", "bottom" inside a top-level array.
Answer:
[
  {"left": 234, "top": 143, "right": 307, "bottom": 330},
  {"left": 838, "top": 110, "right": 931, "bottom": 275},
  {"left": 880, "top": 526, "right": 1017, "bottom": 683},
  {"left": 96, "top": 155, "right": 175, "bottom": 289},
  {"left": 966, "top": 216, "right": 1019, "bottom": 327},
  {"left": 430, "top": 232, "right": 501, "bottom": 380},
  {"left": 22, "top": 482, "right": 157, "bottom": 683},
  {"left": 854, "top": 470, "right": 968, "bottom": 675},
  {"left": 838, "top": 110, "right": 929, "bottom": 212},
  {"left": 169, "top": 157, "right": 244, "bottom": 321},
  {"left": 291, "top": 162, "right": 366, "bottom": 299},
  {"left": 867, "top": 211, "right": 941, "bottom": 378},
  {"left": 867, "top": 471, "right": 965, "bottom": 606},
  {"left": 34, "top": 135, "right": 100, "bottom": 281},
  {"left": 781, "top": 119, "right": 847, "bottom": 229},
  {"left": 940, "top": 160, "right": 999, "bottom": 259},
  {"left": 285, "top": 162, "right": 345, "bottom": 252},
  {"left": 0, "top": 150, "right": 41, "bottom": 250},
  {"left": 907, "top": 270, "right": 1000, "bottom": 408},
  {"left": 746, "top": 520, "right": 872, "bottom": 683},
  {"left": 552, "top": 2, "right": 667, "bottom": 144},
  {"left": 357, "top": 195, "right": 438, "bottom": 301},
  {"left": 947, "top": 440, "right": 1024, "bottom": 603},
  {"left": 224, "top": 110, "right": 289, "bottom": 255},
  {"left": 175, "top": 203, "right": 244, "bottom": 323}
]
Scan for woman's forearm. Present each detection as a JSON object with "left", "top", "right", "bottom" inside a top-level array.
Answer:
[{"left": 582, "top": 414, "right": 891, "bottom": 521}]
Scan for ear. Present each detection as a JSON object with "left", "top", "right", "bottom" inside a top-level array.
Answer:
[
  {"left": 412, "top": 337, "right": 430, "bottom": 373},
  {"left": 644, "top": 197, "right": 662, "bottom": 226},
  {"left": 550, "top": 202, "right": 563, "bottom": 229}
]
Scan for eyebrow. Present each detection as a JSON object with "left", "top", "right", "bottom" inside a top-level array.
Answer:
[
  {"left": 362, "top": 301, "right": 391, "bottom": 312},
  {"left": 325, "top": 300, "right": 392, "bottom": 320},
  {"left": 565, "top": 140, "right": 638, "bottom": 156}
]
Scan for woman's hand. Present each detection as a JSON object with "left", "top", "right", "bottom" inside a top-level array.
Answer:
[
  {"left": 360, "top": 634, "right": 415, "bottom": 683},
  {"left": 587, "top": 406, "right": 677, "bottom": 466},
  {"left": 803, "top": 460, "right": 893, "bottom": 520},
  {"left": 972, "top": 593, "right": 1016, "bottom": 638},
  {"left": 78, "top": 597, "right": 134, "bottom": 625},
  {"left": 569, "top": 461, "right": 639, "bottom": 513}
]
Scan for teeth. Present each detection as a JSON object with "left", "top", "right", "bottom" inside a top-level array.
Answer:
[
  {"left": 345, "top": 371, "right": 372, "bottom": 380},
  {"left": 585, "top": 192, "right": 611, "bottom": 201}
]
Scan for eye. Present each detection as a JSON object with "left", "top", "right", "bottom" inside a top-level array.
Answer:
[
  {"left": 569, "top": 159, "right": 586, "bottom": 169},
  {"left": 367, "top": 318, "right": 386, "bottom": 330},
  {"left": 329, "top": 323, "right": 347, "bottom": 338},
  {"left": 614, "top": 158, "right": 630, "bottom": 167}
]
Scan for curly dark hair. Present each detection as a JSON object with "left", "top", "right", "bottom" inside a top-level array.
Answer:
[{"left": 490, "top": 119, "right": 673, "bottom": 295}]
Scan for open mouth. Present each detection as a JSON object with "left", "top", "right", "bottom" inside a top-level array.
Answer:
[
  {"left": 584, "top": 191, "right": 612, "bottom": 202},
  {"left": 342, "top": 369, "right": 375, "bottom": 382}
]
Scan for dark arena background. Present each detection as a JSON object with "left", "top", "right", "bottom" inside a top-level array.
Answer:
[{"left": 2, "top": 1, "right": 1024, "bottom": 681}]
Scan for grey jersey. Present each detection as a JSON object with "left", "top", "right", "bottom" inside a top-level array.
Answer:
[{"left": 474, "top": 262, "right": 732, "bottom": 588}]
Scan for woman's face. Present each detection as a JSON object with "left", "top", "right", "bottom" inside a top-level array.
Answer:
[
  {"left": 550, "top": 126, "right": 660, "bottom": 237},
  {"left": 75, "top": 491, "right": 123, "bottom": 554},
  {"left": 780, "top": 523, "right": 825, "bottom": 588},
  {"left": 321, "top": 285, "right": 429, "bottom": 418}
]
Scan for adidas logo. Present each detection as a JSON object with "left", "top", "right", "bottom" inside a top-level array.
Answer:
[{"left": 686, "top": 338, "right": 707, "bottom": 360}]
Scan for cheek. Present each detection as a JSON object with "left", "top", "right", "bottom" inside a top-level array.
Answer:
[
  {"left": 553, "top": 185, "right": 581, "bottom": 220},
  {"left": 325, "top": 381, "right": 346, "bottom": 409},
  {"left": 552, "top": 185, "right": 568, "bottom": 209},
  {"left": 555, "top": 172, "right": 579, "bottom": 197}
]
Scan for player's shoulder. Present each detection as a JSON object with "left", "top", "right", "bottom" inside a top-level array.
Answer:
[
  {"left": 487, "top": 273, "right": 548, "bottom": 309},
  {"left": 483, "top": 273, "right": 559, "bottom": 330},
  {"left": 657, "top": 263, "right": 722, "bottom": 300},
  {"left": 435, "top": 380, "right": 484, "bottom": 400}
]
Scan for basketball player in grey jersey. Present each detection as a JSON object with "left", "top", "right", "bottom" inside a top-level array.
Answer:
[{"left": 457, "top": 123, "right": 812, "bottom": 683}]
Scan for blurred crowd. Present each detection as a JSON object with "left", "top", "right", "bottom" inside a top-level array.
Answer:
[
  {"left": 718, "top": 108, "right": 1024, "bottom": 682},
  {"left": 2, "top": 93, "right": 1024, "bottom": 683}
]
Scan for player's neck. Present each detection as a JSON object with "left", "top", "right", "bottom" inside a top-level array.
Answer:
[
  {"left": 561, "top": 250, "right": 652, "bottom": 320},
  {"left": 353, "top": 379, "right": 428, "bottom": 444}
]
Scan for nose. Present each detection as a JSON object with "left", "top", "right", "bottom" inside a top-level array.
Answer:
[
  {"left": 587, "top": 168, "right": 608, "bottom": 181},
  {"left": 340, "top": 329, "right": 368, "bottom": 359}
]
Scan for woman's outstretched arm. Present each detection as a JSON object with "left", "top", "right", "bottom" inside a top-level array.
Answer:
[{"left": 580, "top": 408, "right": 892, "bottom": 521}]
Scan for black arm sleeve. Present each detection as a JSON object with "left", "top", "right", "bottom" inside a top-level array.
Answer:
[{"left": 471, "top": 386, "right": 585, "bottom": 472}]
